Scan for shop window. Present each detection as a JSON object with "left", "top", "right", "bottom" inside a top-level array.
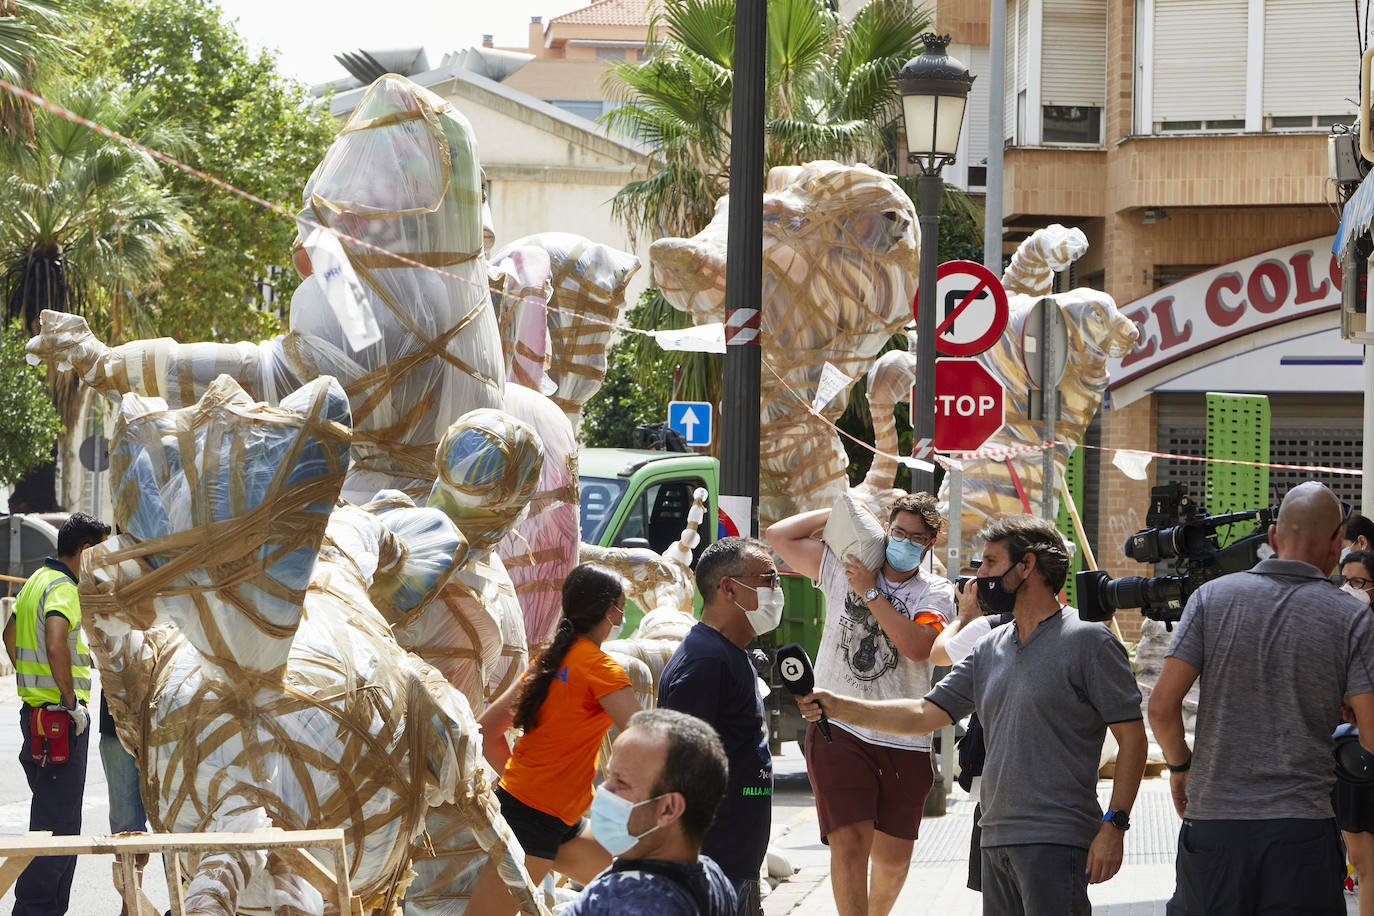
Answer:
[{"left": 1042, "top": 106, "right": 1101, "bottom": 145}]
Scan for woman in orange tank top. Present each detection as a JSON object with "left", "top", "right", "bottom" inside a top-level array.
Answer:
[{"left": 469, "top": 563, "right": 640, "bottom": 914}]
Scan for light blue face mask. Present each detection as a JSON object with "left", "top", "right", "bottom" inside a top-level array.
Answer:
[
  {"left": 886, "top": 537, "right": 927, "bottom": 572},
  {"left": 589, "top": 785, "right": 664, "bottom": 856}
]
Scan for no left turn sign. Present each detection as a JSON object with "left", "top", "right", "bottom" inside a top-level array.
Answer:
[{"left": 913, "top": 260, "right": 1010, "bottom": 358}]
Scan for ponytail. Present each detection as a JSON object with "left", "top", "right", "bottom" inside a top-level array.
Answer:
[{"left": 512, "top": 563, "right": 624, "bottom": 731}]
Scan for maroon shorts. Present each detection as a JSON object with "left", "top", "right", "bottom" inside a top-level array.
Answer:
[{"left": 803, "top": 721, "right": 934, "bottom": 843}]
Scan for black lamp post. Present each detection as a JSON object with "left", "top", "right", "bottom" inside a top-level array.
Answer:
[{"left": 897, "top": 33, "right": 974, "bottom": 494}]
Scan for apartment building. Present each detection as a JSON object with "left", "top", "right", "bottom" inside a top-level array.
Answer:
[{"left": 935, "top": 0, "right": 1359, "bottom": 622}]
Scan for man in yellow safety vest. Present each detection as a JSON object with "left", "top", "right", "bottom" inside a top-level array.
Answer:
[{"left": 4, "top": 511, "right": 110, "bottom": 916}]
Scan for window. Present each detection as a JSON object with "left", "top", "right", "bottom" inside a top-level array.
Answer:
[
  {"left": 1157, "top": 118, "right": 1243, "bottom": 132},
  {"left": 1042, "top": 106, "right": 1101, "bottom": 144},
  {"left": 1152, "top": 0, "right": 1247, "bottom": 128},
  {"left": 595, "top": 47, "right": 626, "bottom": 61},
  {"left": 549, "top": 99, "right": 606, "bottom": 122},
  {"left": 580, "top": 477, "right": 628, "bottom": 543},
  {"left": 609, "top": 478, "right": 710, "bottom": 558},
  {"left": 1262, "top": 0, "right": 1357, "bottom": 125}
]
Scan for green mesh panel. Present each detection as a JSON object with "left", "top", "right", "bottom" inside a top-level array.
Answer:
[{"left": 1205, "top": 393, "right": 1270, "bottom": 546}]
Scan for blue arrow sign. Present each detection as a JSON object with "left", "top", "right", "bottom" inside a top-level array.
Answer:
[{"left": 667, "top": 400, "right": 713, "bottom": 447}]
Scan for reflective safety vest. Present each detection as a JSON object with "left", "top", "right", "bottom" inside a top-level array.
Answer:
[{"left": 13, "top": 561, "right": 91, "bottom": 708}]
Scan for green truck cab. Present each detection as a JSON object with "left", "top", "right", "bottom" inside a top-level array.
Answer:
[{"left": 577, "top": 448, "right": 823, "bottom": 746}]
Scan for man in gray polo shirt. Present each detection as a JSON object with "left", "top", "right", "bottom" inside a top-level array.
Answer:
[
  {"left": 1149, "top": 481, "right": 1374, "bottom": 914},
  {"left": 797, "top": 515, "right": 1147, "bottom": 915}
]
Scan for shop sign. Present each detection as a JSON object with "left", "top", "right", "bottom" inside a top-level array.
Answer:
[{"left": 1108, "top": 236, "right": 1340, "bottom": 387}]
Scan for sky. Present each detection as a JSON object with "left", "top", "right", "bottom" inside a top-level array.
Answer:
[{"left": 214, "top": 0, "right": 595, "bottom": 86}]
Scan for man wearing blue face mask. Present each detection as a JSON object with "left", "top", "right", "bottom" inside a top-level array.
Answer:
[
  {"left": 659, "top": 537, "right": 779, "bottom": 915},
  {"left": 766, "top": 493, "right": 954, "bottom": 916},
  {"left": 568, "top": 708, "right": 738, "bottom": 915}
]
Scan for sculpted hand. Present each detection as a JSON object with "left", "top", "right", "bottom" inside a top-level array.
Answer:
[
  {"left": 843, "top": 555, "right": 877, "bottom": 596},
  {"left": 26, "top": 309, "right": 109, "bottom": 380},
  {"left": 1085, "top": 822, "right": 1123, "bottom": 884}
]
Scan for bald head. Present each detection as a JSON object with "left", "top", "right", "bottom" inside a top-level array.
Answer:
[{"left": 1271, "top": 482, "right": 1345, "bottom": 568}]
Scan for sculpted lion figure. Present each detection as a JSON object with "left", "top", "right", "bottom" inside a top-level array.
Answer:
[{"left": 650, "top": 160, "right": 920, "bottom": 527}]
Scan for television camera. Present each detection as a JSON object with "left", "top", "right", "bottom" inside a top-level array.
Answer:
[{"left": 1077, "top": 483, "right": 1277, "bottom": 624}]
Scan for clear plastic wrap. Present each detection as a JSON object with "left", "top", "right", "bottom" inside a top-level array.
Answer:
[
  {"left": 26, "top": 74, "right": 504, "bottom": 504},
  {"left": 650, "top": 162, "right": 919, "bottom": 526},
  {"left": 81, "top": 379, "right": 548, "bottom": 915},
  {"left": 491, "top": 233, "right": 641, "bottom": 425},
  {"left": 495, "top": 384, "right": 579, "bottom": 646}
]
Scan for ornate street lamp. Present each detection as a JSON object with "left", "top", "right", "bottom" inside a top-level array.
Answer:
[{"left": 898, "top": 33, "right": 974, "bottom": 494}]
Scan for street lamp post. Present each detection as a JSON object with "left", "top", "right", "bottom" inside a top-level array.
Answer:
[{"left": 897, "top": 34, "right": 974, "bottom": 495}]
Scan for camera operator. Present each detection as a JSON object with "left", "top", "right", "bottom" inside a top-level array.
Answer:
[
  {"left": 1338, "top": 549, "right": 1374, "bottom": 915},
  {"left": 1148, "top": 481, "right": 1374, "bottom": 915}
]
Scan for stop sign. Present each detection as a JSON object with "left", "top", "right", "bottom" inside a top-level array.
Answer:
[{"left": 932, "top": 359, "right": 1005, "bottom": 452}]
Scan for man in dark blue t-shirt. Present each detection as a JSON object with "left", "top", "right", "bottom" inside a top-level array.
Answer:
[{"left": 659, "top": 537, "right": 779, "bottom": 915}]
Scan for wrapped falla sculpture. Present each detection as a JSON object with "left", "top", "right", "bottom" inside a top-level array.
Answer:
[
  {"left": 650, "top": 160, "right": 921, "bottom": 527},
  {"left": 82, "top": 375, "right": 548, "bottom": 915}
]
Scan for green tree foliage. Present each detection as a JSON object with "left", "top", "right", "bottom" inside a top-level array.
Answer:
[
  {"left": 79, "top": 0, "right": 336, "bottom": 342},
  {"left": 582, "top": 289, "right": 721, "bottom": 446},
  {"left": 0, "top": 320, "right": 63, "bottom": 489},
  {"left": 0, "top": 0, "right": 81, "bottom": 137},
  {"left": 603, "top": 0, "right": 933, "bottom": 243},
  {"left": 0, "top": 78, "right": 196, "bottom": 429}
]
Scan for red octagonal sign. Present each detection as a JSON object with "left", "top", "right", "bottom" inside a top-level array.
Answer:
[{"left": 933, "top": 359, "right": 1005, "bottom": 452}]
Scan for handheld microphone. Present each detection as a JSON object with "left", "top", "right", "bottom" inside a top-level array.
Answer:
[{"left": 776, "top": 643, "right": 832, "bottom": 743}]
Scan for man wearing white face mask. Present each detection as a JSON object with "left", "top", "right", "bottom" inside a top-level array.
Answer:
[
  {"left": 568, "top": 708, "right": 738, "bottom": 915},
  {"left": 658, "top": 537, "right": 779, "bottom": 915},
  {"left": 766, "top": 493, "right": 954, "bottom": 916}
]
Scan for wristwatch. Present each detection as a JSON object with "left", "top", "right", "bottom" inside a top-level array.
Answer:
[
  {"left": 1166, "top": 752, "right": 1192, "bottom": 773},
  {"left": 863, "top": 587, "right": 881, "bottom": 603},
  {"left": 1103, "top": 809, "right": 1130, "bottom": 831}
]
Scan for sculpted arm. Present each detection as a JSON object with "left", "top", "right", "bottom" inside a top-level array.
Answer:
[{"left": 26, "top": 309, "right": 291, "bottom": 407}]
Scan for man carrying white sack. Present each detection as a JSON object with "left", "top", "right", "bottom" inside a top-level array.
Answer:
[{"left": 765, "top": 493, "right": 953, "bottom": 916}]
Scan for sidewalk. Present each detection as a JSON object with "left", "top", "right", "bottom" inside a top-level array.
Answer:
[{"left": 761, "top": 742, "right": 1359, "bottom": 915}]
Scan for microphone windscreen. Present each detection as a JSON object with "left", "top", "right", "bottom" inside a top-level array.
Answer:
[{"left": 775, "top": 642, "right": 815, "bottom": 696}]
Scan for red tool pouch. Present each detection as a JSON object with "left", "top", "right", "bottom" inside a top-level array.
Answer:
[{"left": 29, "top": 706, "right": 70, "bottom": 765}]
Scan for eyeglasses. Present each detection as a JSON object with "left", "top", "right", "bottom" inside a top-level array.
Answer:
[
  {"left": 1342, "top": 576, "right": 1373, "bottom": 591},
  {"left": 888, "top": 529, "right": 934, "bottom": 547},
  {"left": 1333, "top": 500, "right": 1355, "bottom": 543},
  {"left": 735, "top": 571, "right": 781, "bottom": 589}
]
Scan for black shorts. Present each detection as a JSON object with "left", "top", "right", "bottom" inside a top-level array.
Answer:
[
  {"left": 1334, "top": 780, "right": 1374, "bottom": 834},
  {"left": 1168, "top": 817, "right": 1344, "bottom": 915},
  {"left": 496, "top": 786, "right": 586, "bottom": 861}
]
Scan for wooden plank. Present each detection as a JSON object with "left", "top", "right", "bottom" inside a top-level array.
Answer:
[
  {"left": 163, "top": 850, "right": 186, "bottom": 916},
  {"left": 0, "top": 855, "right": 34, "bottom": 895},
  {"left": 0, "top": 829, "right": 346, "bottom": 856}
]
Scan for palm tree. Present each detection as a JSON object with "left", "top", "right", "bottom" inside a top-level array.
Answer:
[
  {"left": 592, "top": 0, "right": 979, "bottom": 477},
  {"left": 602, "top": 0, "right": 938, "bottom": 243},
  {"left": 0, "top": 0, "right": 82, "bottom": 137},
  {"left": 0, "top": 78, "right": 194, "bottom": 508}
]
